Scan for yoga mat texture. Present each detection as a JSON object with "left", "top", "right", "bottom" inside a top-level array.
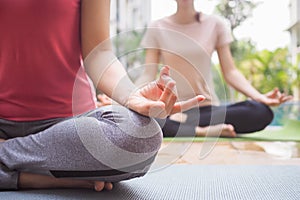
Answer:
[
  {"left": 164, "top": 119, "right": 300, "bottom": 142},
  {"left": 1, "top": 165, "right": 300, "bottom": 200}
]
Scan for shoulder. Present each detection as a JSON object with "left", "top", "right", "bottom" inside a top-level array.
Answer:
[
  {"left": 202, "top": 13, "right": 230, "bottom": 27},
  {"left": 147, "top": 17, "right": 169, "bottom": 28}
]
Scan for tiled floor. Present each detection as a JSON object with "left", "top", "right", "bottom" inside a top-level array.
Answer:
[{"left": 153, "top": 141, "right": 300, "bottom": 168}]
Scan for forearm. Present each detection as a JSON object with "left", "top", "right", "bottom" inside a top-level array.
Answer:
[
  {"left": 217, "top": 45, "right": 263, "bottom": 101},
  {"left": 225, "top": 69, "right": 262, "bottom": 100},
  {"left": 96, "top": 59, "right": 136, "bottom": 106},
  {"left": 135, "top": 64, "right": 158, "bottom": 87},
  {"left": 135, "top": 49, "right": 160, "bottom": 87},
  {"left": 84, "top": 48, "right": 136, "bottom": 106}
]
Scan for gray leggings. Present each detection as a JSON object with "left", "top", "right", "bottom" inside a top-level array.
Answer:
[{"left": 0, "top": 105, "right": 162, "bottom": 190}]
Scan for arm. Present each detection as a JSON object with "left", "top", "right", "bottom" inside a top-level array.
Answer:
[
  {"left": 81, "top": 0, "right": 205, "bottom": 118},
  {"left": 135, "top": 49, "right": 160, "bottom": 87},
  {"left": 97, "top": 49, "right": 160, "bottom": 106},
  {"left": 81, "top": 0, "right": 135, "bottom": 106},
  {"left": 217, "top": 44, "right": 292, "bottom": 106},
  {"left": 217, "top": 44, "right": 262, "bottom": 100}
]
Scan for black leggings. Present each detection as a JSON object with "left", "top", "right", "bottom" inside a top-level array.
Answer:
[{"left": 156, "top": 100, "right": 274, "bottom": 137}]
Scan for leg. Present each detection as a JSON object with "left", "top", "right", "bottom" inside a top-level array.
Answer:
[
  {"left": 156, "top": 117, "right": 197, "bottom": 137},
  {"left": 156, "top": 118, "right": 236, "bottom": 138},
  {"left": 0, "top": 105, "right": 162, "bottom": 190},
  {"left": 188, "top": 100, "right": 274, "bottom": 133},
  {"left": 0, "top": 139, "right": 112, "bottom": 191},
  {"left": 158, "top": 100, "right": 273, "bottom": 137},
  {"left": 218, "top": 101, "right": 273, "bottom": 133}
]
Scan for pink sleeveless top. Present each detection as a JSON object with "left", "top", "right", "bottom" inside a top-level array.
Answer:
[{"left": 0, "top": 0, "right": 96, "bottom": 121}]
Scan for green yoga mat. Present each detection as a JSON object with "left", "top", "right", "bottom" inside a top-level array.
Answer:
[{"left": 163, "top": 119, "right": 300, "bottom": 142}]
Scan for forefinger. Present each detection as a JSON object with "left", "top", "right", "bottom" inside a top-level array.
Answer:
[
  {"left": 280, "top": 95, "right": 293, "bottom": 103},
  {"left": 170, "top": 95, "right": 206, "bottom": 114}
]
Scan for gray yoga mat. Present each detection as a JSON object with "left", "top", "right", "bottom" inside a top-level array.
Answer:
[{"left": 1, "top": 165, "right": 300, "bottom": 200}]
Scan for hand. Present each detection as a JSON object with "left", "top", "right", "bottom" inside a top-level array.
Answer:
[
  {"left": 126, "top": 66, "right": 205, "bottom": 118},
  {"left": 256, "top": 88, "right": 293, "bottom": 106},
  {"left": 97, "top": 94, "right": 112, "bottom": 107}
]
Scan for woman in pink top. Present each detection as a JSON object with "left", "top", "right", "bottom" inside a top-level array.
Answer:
[
  {"left": 0, "top": 0, "right": 204, "bottom": 191},
  {"left": 137, "top": 0, "right": 292, "bottom": 137}
]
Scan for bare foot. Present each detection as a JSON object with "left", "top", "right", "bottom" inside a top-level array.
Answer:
[
  {"left": 195, "top": 124, "right": 236, "bottom": 138},
  {"left": 0, "top": 138, "right": 5, "bottom": 142},
  {"left": 19, "top": 172, "right": 113, "bottom": 191}
]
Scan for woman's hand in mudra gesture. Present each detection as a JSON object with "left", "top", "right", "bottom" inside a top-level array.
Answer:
[{"left": 126, "top": 66, "right": 205, "bottom": 118}]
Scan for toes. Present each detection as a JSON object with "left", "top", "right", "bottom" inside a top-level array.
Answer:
[
  {"left": 94, "top": 182, "right": 105, "bottom": 191},
  {"left": 105, "top": 182, "right": 113, "bottom": 191},
  {"left": 94, "top": 182, "right": 113, "bottom": 191},
  {"left": 224, "top": 124, "right": 236, "bottom": 137},
  {"left": 225, "top": 124, "right": 234, "bottom": 132}
]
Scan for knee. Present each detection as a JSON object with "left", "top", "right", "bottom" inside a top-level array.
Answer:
[
  {"left": 250, "top": 101, "right": 274, "bottom": 130},
  {"left": 116, "top": 111, "right": 162, "bottom": 176},
  {"left": 118, "top": 109, "right": 163, "bottom": 155},
  {"left": 76, "top": 109, "right": 162, "bottom": 173},
  {"left": 98, "top": 105, "right": 163, "bottom": 152}
]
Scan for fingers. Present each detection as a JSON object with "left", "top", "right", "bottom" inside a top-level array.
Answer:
[
  {"left": 264, "top": 88, "right": 293, "bottom": 106},
  {"left": 279, "top": 94, "right": 293, "bottom": 103},
  {"left": 270, "top": 88, "right": 291, "bottom": 101},
  {"left": 156, "top": 67, "right": 205, "bottom": 117},
  {"left": 147, "top": 101, "right": 167, "bottom": 118},
  {"left": 171, "top": 95, "right": 206, "bottom": 114},
  {"left": 158, "top": 81, "right": 177, "bottom": 115},
  {"left": 153, "top": 65, "right": 178, "bottom": 118},
  {"left": 159, "top": 65, "right": 170, "bottom": 77},
  {"left": 157, "top": 66, "right": 172, "bottom": 89},
  {"left": 265, "top": 88, "right": 281, "bottom": 98},
  {"left": 271, "top": 89, "right": 279, "bottom": 98},
  {"left": 130, "top": 65, "right": 206, "bottom": 118},
  {"left": 272, "top": 87, "right": 279, "bottom": 95},
  {"left": 97, "top": 94, "right": 112, "bottom": 107},
  {"left": 94, "top": 181, "right": 113, "bottom": 192}
]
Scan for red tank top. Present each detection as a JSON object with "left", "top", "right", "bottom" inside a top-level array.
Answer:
[{"left": 0, "top": 0, "right": 96, "bottom": 121}]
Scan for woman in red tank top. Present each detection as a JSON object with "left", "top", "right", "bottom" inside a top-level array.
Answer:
[{"left": 0, "top": 0, "right": 204, "bottom": 191}]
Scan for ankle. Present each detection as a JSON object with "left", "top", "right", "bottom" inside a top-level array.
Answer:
[{"left": 195, "top": 126, "right": 206, "bottom": 137}]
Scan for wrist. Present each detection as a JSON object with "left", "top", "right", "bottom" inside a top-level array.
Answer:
[{"left": 251, "top": 93, "right": 265, "bottom": 102}]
